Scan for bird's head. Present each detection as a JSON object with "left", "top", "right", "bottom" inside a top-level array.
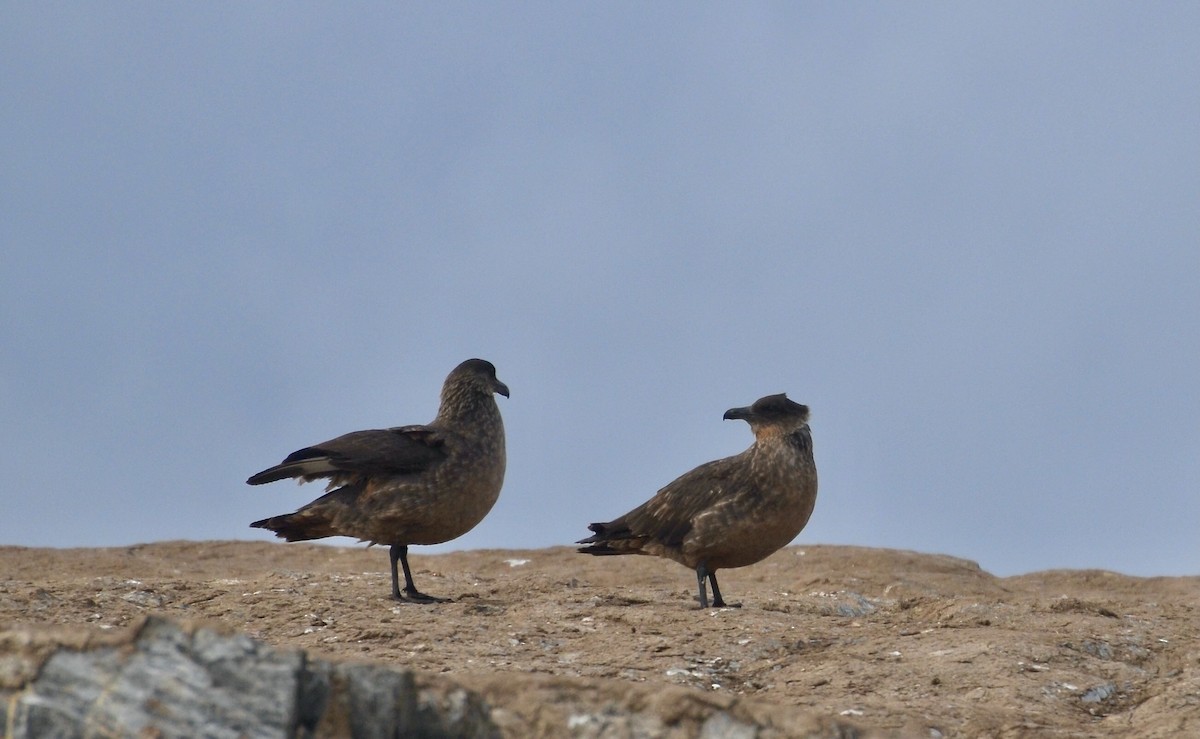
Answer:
[
  {"left": 450, "top": 358, "right": 510, "bottom": 398},
  {"left": 723, "top": 393, "right": 809, "bottom": 434}
]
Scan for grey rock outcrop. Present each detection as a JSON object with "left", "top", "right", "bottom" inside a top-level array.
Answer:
[{"left": 0, "top": 616, "right": 496, "bottom": 738}]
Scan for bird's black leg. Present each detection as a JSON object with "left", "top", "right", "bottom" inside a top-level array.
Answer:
[
  {"left": 708, "top": 571, "right": 726, "bottom": 608},
  {"left": 389, "top": 545, "right": 405, "bottom": 600},
  {"left": 695, "top": 565, "right": 711, "bottom": 608},
  {"left": 695, "top": 564, "right": 737, "bottom": 609},
  {"left": 390, "top": 545, "right": 450, "bottom": 604},
  {"left": 707, "top": 571, "right": 741, "bottom": 609}
]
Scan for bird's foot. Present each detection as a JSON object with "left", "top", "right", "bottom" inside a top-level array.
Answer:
[
  {"left": 712, "top": 599, "right": 742, "bottom": 609},
  {"left": 393, "top": 588, "right": 452, "bottom": 604}
]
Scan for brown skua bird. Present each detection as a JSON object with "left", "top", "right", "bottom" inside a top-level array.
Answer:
[
  {"left": 248, "top": 358, "right": 508, "bottom": 603},
  {"left": 578, "top": 393, "right": 817, "bottom": 608}
]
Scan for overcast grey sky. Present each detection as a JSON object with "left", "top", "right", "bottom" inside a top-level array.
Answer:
[{"left": 2, "top": 3, "right": 1196, "bottom": 577}]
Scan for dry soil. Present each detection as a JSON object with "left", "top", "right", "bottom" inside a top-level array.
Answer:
[{"left": 2, "top": 541, "right": 1197, "bottom": 737}]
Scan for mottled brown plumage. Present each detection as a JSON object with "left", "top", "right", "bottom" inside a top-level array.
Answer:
[
  {"left": 248, "top": 358, "right": 508, "bottom": 603},
  {"left": 578, "top": 393, "right": 817, "bottom": 608}
]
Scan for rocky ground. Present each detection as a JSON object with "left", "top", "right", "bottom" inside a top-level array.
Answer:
[{"left": 1, "top": 541, "right": 1197, "bottom": 737}]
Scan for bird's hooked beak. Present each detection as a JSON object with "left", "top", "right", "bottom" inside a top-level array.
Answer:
[
  {"left": 723, "top": 405, "right": 752, "bottom": 421},
  {"left": 493, "top": 379, "right": 511, "bottom": 398}
]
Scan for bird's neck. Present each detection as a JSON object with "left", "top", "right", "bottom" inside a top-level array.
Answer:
[
  {"left": 751, "top": 425, "right": 813, "bottom": 457},
  {"left": 435, "top": 389, "right": 501, "bottom": 429}
]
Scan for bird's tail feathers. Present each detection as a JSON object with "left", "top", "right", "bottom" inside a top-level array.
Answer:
[
  {"left": 577, "top": 521, "right": 642, "bottom": 556},
  {"left": 250, "top": 511, "right": 336, "bottom": 542},
  {"left": 577, "top": 542, "right": 628, "bottom": 556},
  {"left": 576, "top": 521, "right": 614, "bottom": 544}
]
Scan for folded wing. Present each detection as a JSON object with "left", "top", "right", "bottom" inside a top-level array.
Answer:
[
  {"left": 246, "top": 425, "right": 448, "bottom": 486},
  {"left": 579, "top": 457, "right": 738, "bottom": 553}
]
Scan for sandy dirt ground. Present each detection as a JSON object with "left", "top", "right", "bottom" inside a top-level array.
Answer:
[{"left": 1, "top": 541, "right": 1197, "bottom": 737}]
